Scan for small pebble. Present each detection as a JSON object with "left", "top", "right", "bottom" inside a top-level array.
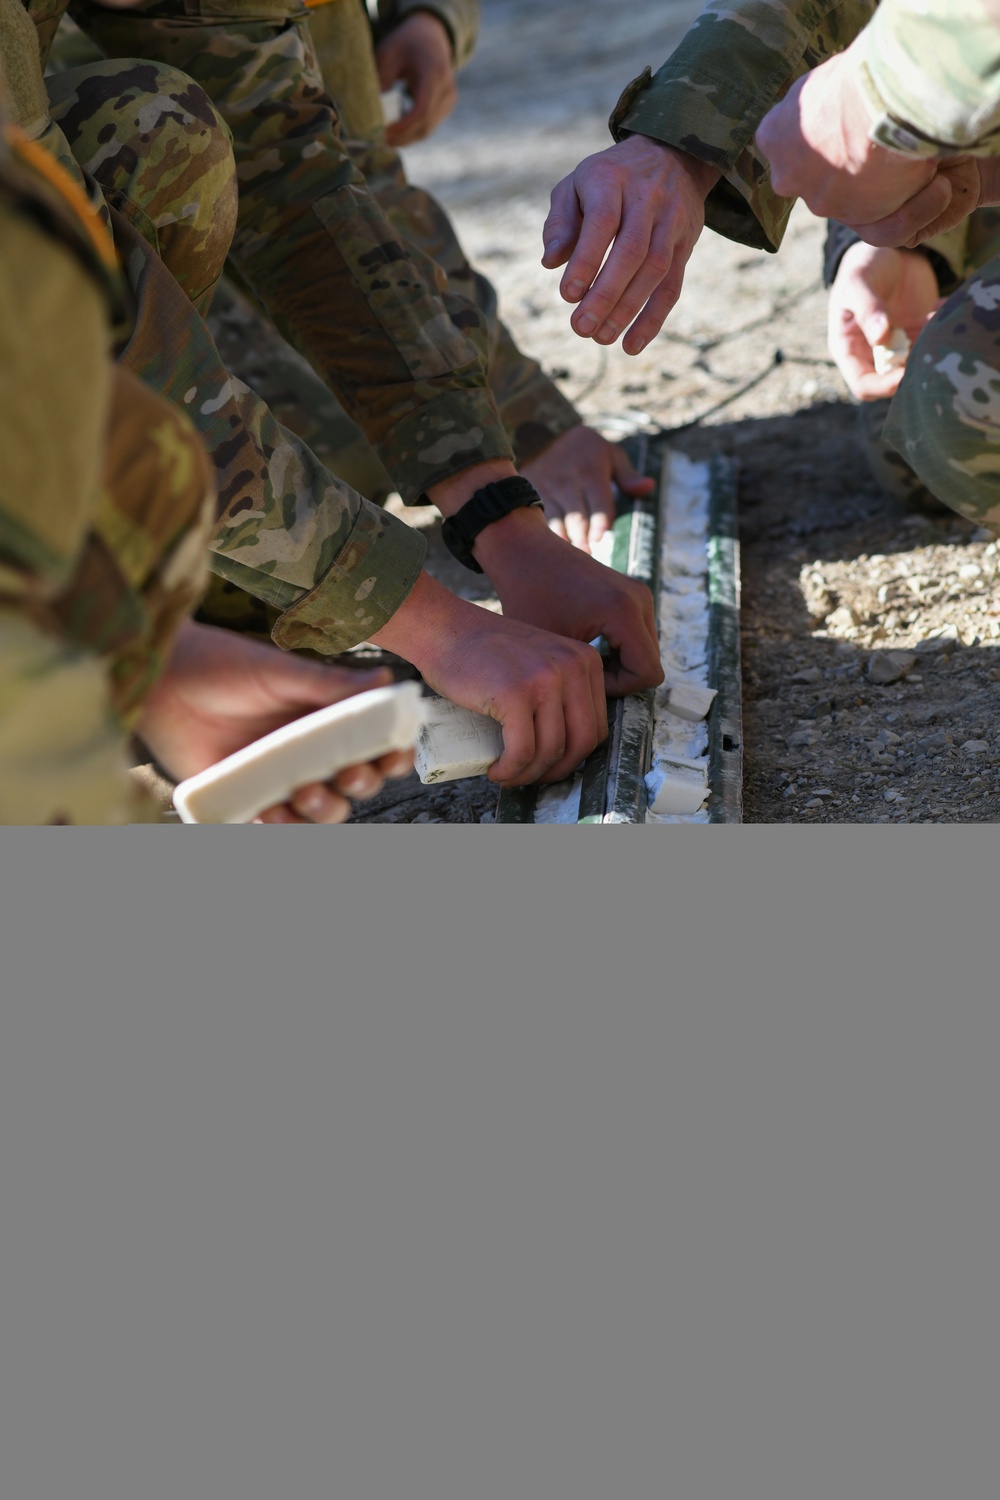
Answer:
[
  {"left": 961, "top": 740, "right": 989, "bottom": 755},
  {"left": 787, "top": 727, "right": 822, "bottom": 748},
  {"left": 867, "top": 650, "right": 917, "bottom": 685}
]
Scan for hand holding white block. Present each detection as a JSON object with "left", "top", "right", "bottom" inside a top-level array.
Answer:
[
  {"left": 173, "top": 681, "right": 425, "bottom": 825},
  {"left": 415, "top": 696, "right": 505, "bottom": 784},
  {"left": 873, "top": 328, "right": 910, "bottom": 376}
]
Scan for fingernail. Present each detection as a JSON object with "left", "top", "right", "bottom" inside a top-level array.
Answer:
[
  {"left": 576, "top": 313, "right": 597, "bottom": 335},
  {"left": 630, "top": 336, "right": 647, "bottom": 355},
  {"left": 596, "top": 322, "right": 620, "bottom": 343},
  {"left": 299, "top": 787, "right": 329, "bottom": 817},
  {"left": 566, "top": 279, "right": 586, "bottom": 299},
  {"left": 339, "top": 770, "right": 372, "bottom": 796},
  {"left": 543, "top": 240, "right": 562, "bottom": 259}
]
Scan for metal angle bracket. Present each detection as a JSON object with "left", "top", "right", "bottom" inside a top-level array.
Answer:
[{"left": 496, "top": 437, "right": 741, "bottom": 824}]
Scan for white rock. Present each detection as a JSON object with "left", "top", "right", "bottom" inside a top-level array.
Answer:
[
  {"left": 646, "top": 756, "right": 709, "bottom": 816},
  {"left": 873, "top": 329, "right": 910, "bottom": 375},
  {"left": 174, "top": 682, "right": 425, "bottom": 825},
  {"left": 415, "top": 696, "right": 505, "bottom": 784},
  {"left": 664, "top": 682, "right": 718, "bottom": 722}
]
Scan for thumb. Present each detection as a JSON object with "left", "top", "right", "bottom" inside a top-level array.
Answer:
[
  {"left": 610, "top": 445, "right": 656, "bottom": 496},
  {"left": 846, "top": 278, "right": 892, "bottom": 349}
]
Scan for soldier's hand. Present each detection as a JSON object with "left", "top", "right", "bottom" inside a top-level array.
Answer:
[
  {"left": 755, "top": 45, "right": 946, "bottom": 234},
  {"left": 828, "top": 242, "right": 941, "bottom": 401},
  {"left": 368, "top": 572, "right": 608, "bottom": 786},
  {"left": 377, "top": 12, "right": 458, "bottom": 147},
  {"left": 137, "top": 622, "right": 413, "bottom": 823},
  {"left": 542, "top": 136, "right": 719, "bottom": 354},
  {"left": 473, "top": 507, "right": 663, "bottom": 699},
  {"left": 522, "top": 425, "right": 655, "bottom": 553}
]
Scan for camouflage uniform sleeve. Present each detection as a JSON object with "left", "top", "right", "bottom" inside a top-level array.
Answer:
[
  {"left": 0, "top": 95, "right": 225, "bottom": 821},
  {"left": 609, "top": 0, "right": 877, "bottom": 253},
  {"left": 0, "top": 171, "right": 126, "bottom": 825},
  {"left": 858, "top": 0, "right": 1000, "bottom": 157},
  {"left": 376, "top": 0, "right": 480, "bottom": 68}
]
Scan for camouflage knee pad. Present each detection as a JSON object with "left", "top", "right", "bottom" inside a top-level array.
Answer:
[
  {"left": 855, "top": 398, "right": 949, "bottom": 515},
  {"left": 46, "top": 57, "right": 238, "bottom": 313},
  {"left": 886, "top": 254, "right": 1000, "bottom": 531}
]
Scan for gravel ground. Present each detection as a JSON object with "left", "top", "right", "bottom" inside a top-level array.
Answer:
[{"left": 205, "top": 0, "right": 1000, "bottom": 824}]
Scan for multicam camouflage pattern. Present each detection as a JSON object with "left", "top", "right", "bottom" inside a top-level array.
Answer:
[
  {"left": 300, "top": 0, "right": 579, "bottom": 480},
  {"left": 886, "top": 262, "right": 1000, "bottom": 530},
  {"left": 859, "top": 0, "right": 1000, "bottom": 158},
  {"left": 34, "top": 46, "right": 429, "bottom": 650},
  {"left": 46, "top": 57, "right": 239, "bottom": 315},
  {"left": 66, "top": 0, "right": 515, "bottom": 503},
  {"left": 0, "top": 111, "right": 214, "bottom": 823}
]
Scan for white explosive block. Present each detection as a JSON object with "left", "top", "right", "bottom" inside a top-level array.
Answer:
[
  {"left": 173, "top": 681, "right": 425, "bottom": 825},
  {"left": 664, "top": 682, "right": 717, "bottom": 723},
  {"left": 873, "top": 328, "right": 910, "bottom": 376},
  {"left": 646, "top": 756, "right": 709, "bottom": 816},
  {"left": 415, "top": 696, "right": 505, "bottom": 784}
]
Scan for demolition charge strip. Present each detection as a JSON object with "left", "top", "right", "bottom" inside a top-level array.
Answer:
[{"left": 495, "top": 437, "right": 742, "bottom": 824}]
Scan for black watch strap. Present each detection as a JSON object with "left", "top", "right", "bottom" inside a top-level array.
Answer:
[{"left": 440, "top": 477, "right": 544, "bottom": 573}]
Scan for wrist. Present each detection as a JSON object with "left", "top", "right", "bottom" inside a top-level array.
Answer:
[
  {"left": 426, "top": 458, "right": 518, "bottom": 518},
  {"left": 368, "top": 569, "right": 482, "bottom": 675},
  {"left": 658, "top": 141, "right": 721, "bottom": 199},
  {"left": 395, "top": 9, "right": 454, "bottom": 60},
  {"left": 470, "top": 501, "right": 548, "bottom": 572}
]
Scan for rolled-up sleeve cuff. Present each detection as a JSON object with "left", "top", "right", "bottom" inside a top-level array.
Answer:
[
  {"left": 382, "top": 388, "right": 514, "bottom": 505},
  {"left": 271, "top": 499, "right": 426, "bottom": 654},
  {"left": 612, "top": 67, "right": 789, "bottom": 252}
]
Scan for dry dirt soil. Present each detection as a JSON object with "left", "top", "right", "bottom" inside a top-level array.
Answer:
[{"left": 207, "top": 0, "right": 1000, "bottom": 824}]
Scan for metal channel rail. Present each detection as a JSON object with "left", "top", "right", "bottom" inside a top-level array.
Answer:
[{"left": 495, "top": 435, "right": 742, "bottom": 825}]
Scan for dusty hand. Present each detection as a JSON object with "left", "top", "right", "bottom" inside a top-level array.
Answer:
[
  {"left": 377, "top": 12, "right": 457, "bottom": 147},
  {"left": 542, "top": 136, "right": 719, "bottom": 354},
  {"left": 473, "top": 507, "right": 663, "bottom": 697},
  {"left": 522, "top": 425, "right": 655, "bottom": 553},
  {"left": 828, "top": 241, "right": 941, "bottom": 400},
  {"left": 137, "top": 622, "right": 413, "bottom": 823}
]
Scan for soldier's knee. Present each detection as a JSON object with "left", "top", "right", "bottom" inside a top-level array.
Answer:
[
  {"left": 47, "top": 59, "right": 237, "bottom": 303},
  {"left": 885, "top": 280, "right": 1000, "bottom": 522}
]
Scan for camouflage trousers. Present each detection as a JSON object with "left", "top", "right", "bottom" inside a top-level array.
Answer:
[
  {"left": 45, "top": 57, "right": 426, "bottom": 651},
  {"left": 886, "top": 246, "right": 1000, "bottom": 532},
  {"left": 303, "top": 0, "right": 580, "bottom": 493},
  {"left": 69, "top": 0, "right": 512, "bottom": 504}
]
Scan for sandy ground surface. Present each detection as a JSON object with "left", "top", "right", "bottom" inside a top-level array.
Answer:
[{"left": 206, "top": 0, "right": 1000, "bottom": 824}]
